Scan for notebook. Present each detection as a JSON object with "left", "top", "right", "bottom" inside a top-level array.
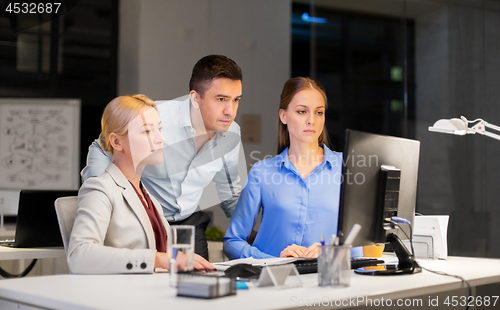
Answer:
[{"left": 4, "top": 190, "right": 78, "bottom": 248}]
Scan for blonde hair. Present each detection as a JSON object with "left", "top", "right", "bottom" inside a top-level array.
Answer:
[
  {"left": 277, "top": 77, "right": 330, "bottom": 154},
  {"left": 99, "top": 94, "right": 156, "bottom": 154}
]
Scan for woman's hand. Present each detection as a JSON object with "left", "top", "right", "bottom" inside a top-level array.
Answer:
[
  {"left": 192, "top": 253, "right": 216, "bottom": 271},
  {"left": 155, "top": 252, "right": 170, "bottom": 269},
  {"left": 301, "top": 242, "right": 320, "bottom": 258},
  {"left": 154, "top": 252, "right": 215, "bottom": 271},
  {"left": 280, "top": 244, "right": 307, "bottom": 258}
]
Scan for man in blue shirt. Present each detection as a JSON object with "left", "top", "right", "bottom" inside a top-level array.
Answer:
[{"left": 81, "top": 55, "right": 244, "bottom": 259}]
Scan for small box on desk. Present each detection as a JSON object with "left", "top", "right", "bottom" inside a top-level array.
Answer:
[
  {"left": 403, "top": 215, "right": 449, "bottom": 259},
  {"left": 177, "top": 273, "right": 236, "bottom": 299}
]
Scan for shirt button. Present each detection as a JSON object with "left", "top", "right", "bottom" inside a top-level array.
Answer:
[{"left": 126, "top": 263, "right": 133, "bottom": 270}]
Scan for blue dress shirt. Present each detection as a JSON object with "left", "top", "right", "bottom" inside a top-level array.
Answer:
[{"left": 223, "top": 145, "right": 343, "bottom": 259}]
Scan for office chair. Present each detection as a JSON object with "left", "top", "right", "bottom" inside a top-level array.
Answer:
[{"left": 54, "top": 196, "right": 78, "bottom": 255}]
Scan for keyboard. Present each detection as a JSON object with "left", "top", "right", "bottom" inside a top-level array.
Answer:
[{"left": 293, "top": 257, "right": 385, "bottom": 274}]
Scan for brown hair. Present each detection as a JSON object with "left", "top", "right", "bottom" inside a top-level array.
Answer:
[
  {"left": 99, "top": 94, "right": 156, "bottom": 154},
  {"left": 189, "top": 55, "right": 242, "bottom": 98},
  {"left": 277, "top": 77, "right": 330, "bottom": 154}
]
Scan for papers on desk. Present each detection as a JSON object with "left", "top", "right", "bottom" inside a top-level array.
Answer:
[{"left": 213, "top": 257, "right": 299, "bottom": 269}]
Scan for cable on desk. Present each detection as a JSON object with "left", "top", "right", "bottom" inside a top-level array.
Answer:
[
  {"left": 0, "top": 259, "right": 37, "bottom": 278},
  {"left": 420, "top": 266, "right": 471, "bottom": 310},
  {"left": 389, "top": 217, "right": 471, "bottom": 310}
]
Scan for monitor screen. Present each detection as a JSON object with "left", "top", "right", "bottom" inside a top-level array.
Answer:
[{"left": 337, "top": 129, "right": 420, "bottom": 247}]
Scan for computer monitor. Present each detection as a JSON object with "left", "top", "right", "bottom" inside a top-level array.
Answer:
[
  {"left": 337, "top": 129, "right": 421, "bottom": 275},
  {"left": 14, "top": 190, "right": 78, "bottom": 248}
]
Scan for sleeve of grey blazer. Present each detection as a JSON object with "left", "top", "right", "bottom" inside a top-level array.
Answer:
[{"left": 68, "top": 174, "right": 158, "bottom": 274}]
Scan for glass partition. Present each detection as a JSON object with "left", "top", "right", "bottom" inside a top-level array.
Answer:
[{"left": 293, "top": 0, "right": 500, "bottom": 259}]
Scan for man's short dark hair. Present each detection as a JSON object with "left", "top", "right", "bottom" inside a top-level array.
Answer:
[{"left": 189, "top": 55, "right": 242, "bottom": 98}]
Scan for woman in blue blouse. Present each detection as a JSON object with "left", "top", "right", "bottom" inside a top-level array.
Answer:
[{"left": 223, "top": 77, "right": 343, "bottom": 259}]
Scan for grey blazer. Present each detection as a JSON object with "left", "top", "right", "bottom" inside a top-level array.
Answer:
[{"left": 68, "top": 163, "right": 170, "bottom": 274}]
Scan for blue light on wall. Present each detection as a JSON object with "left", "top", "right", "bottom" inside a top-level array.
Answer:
[{"left": 301, "top": 12, "right": 327, "bottom": 24}]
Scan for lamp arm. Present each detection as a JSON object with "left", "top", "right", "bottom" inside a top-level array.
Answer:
[
  {"left": 469, "top": 120, "right": 500, "bottom": 141},
  {"left": 484, "top": 121, "right": 500, "bottom": 133},
  {"left": 481, "top": 131, "right": 500, "bottom": 141}
]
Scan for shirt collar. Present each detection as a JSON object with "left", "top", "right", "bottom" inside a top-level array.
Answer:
[
  {"left": 277, "top": 144, "right": 337, "bottom": 171},
  {"left": 322, "top": 144, "right": 338, "bottom": 169},
  {"left": 179, "top": 96, "right": 193, "bottom": 129},
  {"left": 277, "top": 148, "right": 289, "bottom": 172}
]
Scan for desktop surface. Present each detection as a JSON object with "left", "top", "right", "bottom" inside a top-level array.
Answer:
[
  {"left": 0, "top": 246, "right": 65, "bottom": 261},
  {"left": 0, "top": 256, "right": 499, "bottom": 310}
]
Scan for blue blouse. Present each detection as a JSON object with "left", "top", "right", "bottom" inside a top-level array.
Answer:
[{"left": 223, "top": 145, "right": 344, "bottom": 259}]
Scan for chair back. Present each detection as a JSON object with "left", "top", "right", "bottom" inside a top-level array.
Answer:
[{"left": 54, "top": 196, "right": 78, "bottom": 255}]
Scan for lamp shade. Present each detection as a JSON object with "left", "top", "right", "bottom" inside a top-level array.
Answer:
[{"left": 428, "top": 118, "right": 468, "bottom": 135}]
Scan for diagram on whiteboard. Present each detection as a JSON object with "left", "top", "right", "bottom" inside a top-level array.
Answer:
[{"left": 0, "top": 99, "right": 80, "bottom": 190}]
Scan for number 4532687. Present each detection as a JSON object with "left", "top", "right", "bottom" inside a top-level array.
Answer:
[
  {"left": 444, "top": 296, "right": 498, "bottom": 307},
  {"left": 5, "top": 3, "right": 61, "bottom": 14}
]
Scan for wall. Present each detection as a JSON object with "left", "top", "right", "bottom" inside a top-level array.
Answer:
[
  {"left": 119, "top": 0, "right": 291, "bottom": 163},
  {"left": 118, "top": 0, "right": 291, "bottom": 229},
  {"left": 414, "top": 0, "right": 500, "bottom": 258},
  {"left": 293, "top": 0, "right": 500, "bottom": 258}
]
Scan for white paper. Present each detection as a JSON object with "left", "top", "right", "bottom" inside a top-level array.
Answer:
[
  {"left": 0, "top": 99, "right": 81, "bottom": 191},
  {"left": 213, "top": 257, "right": 299, "bottom": 267}
]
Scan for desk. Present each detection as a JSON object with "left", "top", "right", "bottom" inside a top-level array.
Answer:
[
  {"left": 0, "top": 256, "right": 498, "bottom": 310},
  {"left": 0, "top": 246, "right": 65, "bottom": 261},
  {"left": 0, "top": 224, "right": 15, "bottom": 239},
  {"left": 0, "top": 246, "right": 66, "bottom": 278},
  {"left": 0, "top": 224, "right": 65, "bottom": 261}
]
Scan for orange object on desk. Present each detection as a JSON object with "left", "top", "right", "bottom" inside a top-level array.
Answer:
[{"left": 363, "top": 244, "right": 383, "bottom": 258}]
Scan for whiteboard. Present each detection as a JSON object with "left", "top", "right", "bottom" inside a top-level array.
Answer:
[{"left": 0, "top": 98, "right": 81, "bottom": 190}]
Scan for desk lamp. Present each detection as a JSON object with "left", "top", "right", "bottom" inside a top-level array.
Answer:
[{"left": 429, "top": 116, "right": 500, "bottom": 140}]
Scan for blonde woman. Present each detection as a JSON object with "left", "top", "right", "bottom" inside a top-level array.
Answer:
[{"left": 68, "top": 95, "right": 213, "bottom": 274}]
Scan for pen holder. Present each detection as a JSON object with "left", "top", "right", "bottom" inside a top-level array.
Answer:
[{"left": 318, "top": 245, "right": 351, "bottom": 287}]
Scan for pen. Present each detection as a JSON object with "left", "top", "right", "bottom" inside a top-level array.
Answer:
[
  {"left": 343, "top": 223, "right": 362, "bottom": 246},
  {"left": 330, "top": 234, "right": 337, "bottom": 246},
  {"left": 172, "top": 247, "right": 178, "bottom": 259},
  {"left": 320, "top": 233, "right": 325, "bottom": 246}
]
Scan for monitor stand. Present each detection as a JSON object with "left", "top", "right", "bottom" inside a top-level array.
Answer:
[{"left": 355, "top": 233, "right": 422, "bottom": 275}]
